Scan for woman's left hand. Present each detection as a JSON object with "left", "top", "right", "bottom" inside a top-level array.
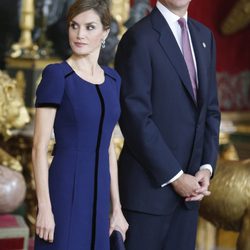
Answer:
[{"left": 109, "top": 207, "right": 129, "bottom": 241}]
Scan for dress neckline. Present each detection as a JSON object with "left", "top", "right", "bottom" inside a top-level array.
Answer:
[{"left": 63, "top": 60, "right": 106, "bottom": 86}]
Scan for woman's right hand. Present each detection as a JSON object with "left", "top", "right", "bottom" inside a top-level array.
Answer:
[
  {"left": 109, "top": 207, "right": 129, "bottom": 241},
  {"left": 36, "top": 205, "right": 55, "bottom": 243}
]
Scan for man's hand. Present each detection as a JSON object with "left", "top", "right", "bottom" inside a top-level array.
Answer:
[
  {"left": 171, "top": 173, "right": 200, "bottom": 198},
  {"left": 185, "top": 169, "right": 211, "bottom": 202}
]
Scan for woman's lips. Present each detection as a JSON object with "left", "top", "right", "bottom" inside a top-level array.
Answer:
[{"left": 74, "top": 42, "right": 87, "bottom": 47}]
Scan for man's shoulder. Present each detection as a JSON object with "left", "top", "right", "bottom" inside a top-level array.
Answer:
[
  {"left": 189, "top": 17, "right": 212, "bottom": 34},
  {"left": 122, "top": 14, "right": 154, "bottom": 42},
  {"left": 131, "top": 13, "right": 152, "bottom": 29}
]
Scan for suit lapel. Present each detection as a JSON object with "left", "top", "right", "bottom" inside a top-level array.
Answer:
[
  {"left": 188, "top": 19, "right": 208, "bottom": 109},
  {"left": 150, "top": 8, "right": 197, "bottom": 105}
]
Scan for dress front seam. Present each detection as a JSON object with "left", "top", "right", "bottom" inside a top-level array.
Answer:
[{"left": 91, "top": 85, "right": 106, "bottom": 250}]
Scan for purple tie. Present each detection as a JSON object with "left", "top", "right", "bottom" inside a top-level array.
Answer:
[{"left": 178, "top": 18, "right": 197, "bottom": 101}]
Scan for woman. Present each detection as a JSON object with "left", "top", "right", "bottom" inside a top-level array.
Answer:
[{"left": 32, "top": 0, "right": 128, "bottom": 249}]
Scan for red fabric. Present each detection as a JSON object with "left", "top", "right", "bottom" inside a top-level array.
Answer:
[
  {"left": 129, "top": 0, "right": 250, "bottom": 110},
  {"left": 0, "top": 238, "right": 24, "bottom": 249},
  {"left": 28, "top": 238, "right": 34, "bottom": 250},
  {"left": 189, "top": 0, "right": 250, "bottom": 73},
  {"left": 0, "top": 215, "right": 18, "bottom": 228},
  {"left": 188, "top": 0, "right": 250, "bottom": 110},
  {"left": 146, "top": 0, "right": 250, "bottom": 73},
  {"left": 150, "top": 0, "right": 157, "bottom": 6}
]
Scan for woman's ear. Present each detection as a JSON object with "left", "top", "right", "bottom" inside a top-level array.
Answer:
[{"left": 103, "top": 28, "right": 110, "bottom": 40}]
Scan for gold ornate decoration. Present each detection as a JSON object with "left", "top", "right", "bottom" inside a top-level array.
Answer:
[
  {"left": 16, "top": 70, "right": 26, "bottom": 100},
  {"left": 111, "top": 0, "right": 130, "bottom": 35},
  {"left": 196, "top": 217, "right": 216, "bottom": 250},
  {"left": 10, "top": 0, "right": 40, "bottom": 58},
  {"left": 0, "top": 148, "right": 23, "bottom": 172},
  {"left": 0, "top": 70, "right": 31, "bottom": 229},
  {"left": 0, "top": 70, "right": 32, "bottom": 232},
  {"left": 197, "top": 113, "right": 250, "bottom": 250},
  {"left": 219, "top": 132, "right": 239, "bottom": 161},
  {"left": 18, "top": 0, "right": 35, "bottom": 48},
  {"left": 221, "top": 0, "right": 250, "bottom": 35},
  {"left": 200, "top": 159, "right": 250, "bottom": 250},
  {"left": 0, "top": 71, "right": 30, "bottom": 139}
]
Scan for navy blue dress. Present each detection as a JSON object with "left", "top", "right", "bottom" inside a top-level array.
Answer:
[{"left": 34, "top": 61, "right": 121, "bottom": 250}]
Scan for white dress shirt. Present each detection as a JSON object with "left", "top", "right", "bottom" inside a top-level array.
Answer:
[{"left": 156, "top": 1, "right": 213, "bottom": 186}]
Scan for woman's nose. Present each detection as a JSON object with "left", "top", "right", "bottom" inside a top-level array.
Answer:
[{"left": 77, "top": 27, "right": 86, "bottom": 39}]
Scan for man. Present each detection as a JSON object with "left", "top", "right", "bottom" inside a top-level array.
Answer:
[{"left": 114, "top": 0, "right": 221, "bottom": 249}]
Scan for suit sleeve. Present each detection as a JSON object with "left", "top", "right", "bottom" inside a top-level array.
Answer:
[
  {"left": 115, "top": 31, "right": 182, "bottom": 186},
  {"left": 201, "top": 32, "right": 221, "bottom": 173}
]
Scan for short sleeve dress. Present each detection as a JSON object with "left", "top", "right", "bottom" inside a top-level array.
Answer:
[{"left": 34, "top": 61, "right": 121, "bottom": 250}]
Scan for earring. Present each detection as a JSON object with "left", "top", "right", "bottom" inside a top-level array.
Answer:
[{"left": 101, "top": 39, "right": 106, "bottom": 49}]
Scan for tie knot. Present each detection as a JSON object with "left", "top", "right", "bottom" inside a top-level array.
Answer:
[{"left": 178, "top": 17, "right": 187, "bottom": 29}]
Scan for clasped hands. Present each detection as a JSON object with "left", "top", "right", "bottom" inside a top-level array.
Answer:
[{"left": 172, "top": 169, "right": 211, "bottom": 201}]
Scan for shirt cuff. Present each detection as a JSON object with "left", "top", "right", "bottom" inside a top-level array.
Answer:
[
  {"left": 199, "top": 164, "right": 213, "bottom": 176},
  {"left": 161, "top": 170, "right": 184, "bottom": 187}
]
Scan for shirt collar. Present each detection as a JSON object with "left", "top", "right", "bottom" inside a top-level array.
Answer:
[{"left": 156, "top": 1, "right": 188, "bottom": 25}]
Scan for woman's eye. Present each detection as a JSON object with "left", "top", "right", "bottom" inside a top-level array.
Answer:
[
  {"left": 87, "top": 25, "right": 95, "bottom": 30},
  {"left": 70, "top": 23, "right": 78, "bottom": 30}
]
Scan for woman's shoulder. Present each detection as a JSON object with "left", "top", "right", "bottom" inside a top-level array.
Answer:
[
  {"left": 41, "top": 61, "right": 74, "bottom": 80},
  {"left": 36, "top": 62, "right": 66, "bottom": 107},
  {"left": 42, "top": 62, "right": 64, "bottom": 76},
  {"left": 40, "top": 63, "right": 63, "bottom": 84},
  {"left": 102, "top": 66, "right": 121, "bottom": 82}
]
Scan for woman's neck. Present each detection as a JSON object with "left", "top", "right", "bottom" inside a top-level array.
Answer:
[{"left": 68, "top": 54, "right": 100, "bottom": 76}]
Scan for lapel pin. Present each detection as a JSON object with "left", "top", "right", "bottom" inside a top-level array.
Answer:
[{"left": 202, "top": 42, "right": 206, "bottom": 48}]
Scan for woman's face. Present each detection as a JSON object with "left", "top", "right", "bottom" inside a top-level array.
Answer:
[{"left": 68, "top": 9, "right": 109, "bottom": 57}]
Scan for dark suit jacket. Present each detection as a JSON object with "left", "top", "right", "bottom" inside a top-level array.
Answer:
[{"left": 115, "top": 8, "right": 221, "bottom": 215}]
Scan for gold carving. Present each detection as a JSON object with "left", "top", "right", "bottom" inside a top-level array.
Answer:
[
  {"left": 111, "top": 0, "right": 130, "bottom": 35},
  {"left": 0, "top": 71, "right": 30, "bottom": 139},
  {"left": 10, "top": 0, "right": 40, "bottom": 58},
  {"left": 197, "top": 113, "right": 250, "bottom": 250},
  {"left": 5, "top": 57, "right": 60, "bottom": 70},
  {"left": 221, "top": 0, "right": 250, "bottom": 34},
  {"left": 200, "top": 159, "right": 250, "bottom": 250},
  {"left": 16, "top": 70, "right": 26, "bottom": 100},
  {"left": 0, "top": 148, "right": 23, "bottom": 172},
  {"left": 19, "top": 0, "right": 35, "bottom": 49}
]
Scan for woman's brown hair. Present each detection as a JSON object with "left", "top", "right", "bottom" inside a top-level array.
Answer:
[{"left": 67, "top": 0, "right": 111, "bottom": 30}]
